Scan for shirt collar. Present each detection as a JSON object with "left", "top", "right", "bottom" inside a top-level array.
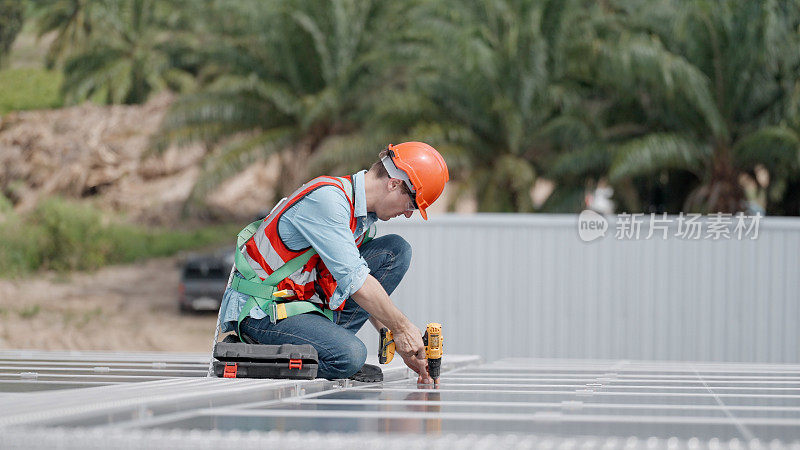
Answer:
[{"left": 352, "top": 170, "right": 368, "bottom": 218}]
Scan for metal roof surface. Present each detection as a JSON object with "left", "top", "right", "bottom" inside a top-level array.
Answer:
[{"left": 1, "top": 350, "right": 799, "bottom": 449}]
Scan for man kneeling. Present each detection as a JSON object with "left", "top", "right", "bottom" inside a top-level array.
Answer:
[{"left": 216, "top": 142, "right": 449, "bottom": 383}]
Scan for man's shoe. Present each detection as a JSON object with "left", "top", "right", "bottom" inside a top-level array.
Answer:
[{"left": 349, "top": 363, "right": 383, "bottom": 382}]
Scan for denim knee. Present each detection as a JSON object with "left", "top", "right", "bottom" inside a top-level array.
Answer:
[
  {"left": 383, "top": 234, "right": 412, "bottom": 273},
  {"left": 324, "top": 336, "right": 367, "bottom": 379}
]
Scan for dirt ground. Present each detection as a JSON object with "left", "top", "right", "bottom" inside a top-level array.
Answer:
[{"left": 0, "top": 257, "right": 220, "bottom": 353}]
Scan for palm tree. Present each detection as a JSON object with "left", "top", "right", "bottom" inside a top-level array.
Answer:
[
  {"left": 56, "top": 0, "right": 200, "bottom": 105},
  {"left": 552, "top": 0, "right": 800, "bottom": 214},
  {"left": 154, "top": 0, "right": 413, "bottom": 209},
  {"left": 376, "top": 0, "right": 612, "bottom": 213},
  {"left": 0, "top": 0, "right": 24, "bottom": 67},
  {"left": 33, "top": 0, "right": 94, "bottom": 68}
]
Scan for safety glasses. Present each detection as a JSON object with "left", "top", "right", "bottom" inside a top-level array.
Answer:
[{"left": 399, "top": 181, "right": 418, "bottom": 210}]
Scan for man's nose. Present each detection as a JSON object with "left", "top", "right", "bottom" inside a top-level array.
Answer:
[{"left": 404, "top": 210, "right": 413, "bottom": 218}]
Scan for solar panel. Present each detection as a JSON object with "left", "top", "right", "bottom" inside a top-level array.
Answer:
[{"left": 1, "top": 351, "right": 798, "bottom": 449}]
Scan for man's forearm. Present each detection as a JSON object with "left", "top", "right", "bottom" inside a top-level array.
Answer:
[
  {"left": 368, "top": 316, "right": 386, "bottom": 332},
  {"left": 351, "top": 275, "right": 412, "bottom": 333}
]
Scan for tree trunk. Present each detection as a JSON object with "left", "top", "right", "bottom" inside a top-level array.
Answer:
[
  {"left": 274, "top": 144, "right": 312, "bottom": 205},
  {"left": 705, "top": 143, "right": 744, "bottom": 213}
]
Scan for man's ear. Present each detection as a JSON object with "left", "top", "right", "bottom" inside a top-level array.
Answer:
[{"left": 387, "top": 178, "right": 402, "bottom": 191}]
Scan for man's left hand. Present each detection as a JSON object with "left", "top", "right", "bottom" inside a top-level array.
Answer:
[{"left": 401, "top": 353, "right": 436, "bottom": 385}]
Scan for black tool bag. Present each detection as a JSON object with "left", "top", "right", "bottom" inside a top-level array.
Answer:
[{"left": 213, "top": 340, "right": 319, "bottom": 379}]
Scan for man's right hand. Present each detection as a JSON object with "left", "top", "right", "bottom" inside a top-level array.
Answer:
[
  {"left": 393, "top": 325, "right": 435, "bottom": 384},
  {"left": 351, "top": 275, "right": 434, "bottom": 383},
  {"left": 393, "top": 325, "right": 426, "bottom": 358}
]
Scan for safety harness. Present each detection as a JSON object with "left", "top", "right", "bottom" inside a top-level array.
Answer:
[
  {"left": 230, "top": 220, "right": 329, "bottom": 340},
  {"left": 230, "top": 219, "right": 374, "bottom": 342}
]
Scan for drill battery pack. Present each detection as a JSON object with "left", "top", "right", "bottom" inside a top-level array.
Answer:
[{"left": 213, "top": 340, "right": 318, "bottom": 379}]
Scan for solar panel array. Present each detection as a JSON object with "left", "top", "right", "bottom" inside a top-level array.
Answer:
[{"left": 1, "top": 350, "right": 799, "bottom": 449}]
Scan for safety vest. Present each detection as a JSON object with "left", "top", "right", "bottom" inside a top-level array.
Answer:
[{"left": 238, "top": 175, "right": 369, "bottom": 311}]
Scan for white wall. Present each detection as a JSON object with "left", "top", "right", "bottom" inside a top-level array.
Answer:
[{"left": 356, "top": 214, "right": 800, "bottom": 363}]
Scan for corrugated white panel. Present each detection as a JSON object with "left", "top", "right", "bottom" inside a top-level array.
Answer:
[{"left": 357, "top": 214, "right": 800, "bottom": 364}]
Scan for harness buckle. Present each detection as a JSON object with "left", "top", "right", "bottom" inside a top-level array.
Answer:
[
  {"left": 288, "top": 359, "right": 302, "bottom": 370},
  {"left": 269, "top": 301, "right": 288, "bottom": 323},
  {"left": 275, "top": 303, "right": 288, "bottom": 320},
  {"left": 269, "top": 302, "right": 277, "bottom": 324}
]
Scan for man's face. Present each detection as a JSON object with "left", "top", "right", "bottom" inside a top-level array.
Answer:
[{"left": 377, "top": 179, "right": 416, "bottom": 221}]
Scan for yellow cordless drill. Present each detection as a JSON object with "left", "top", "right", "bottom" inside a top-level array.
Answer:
[{"left": 379, "top": 323, "right": 443, "bottom": 381}]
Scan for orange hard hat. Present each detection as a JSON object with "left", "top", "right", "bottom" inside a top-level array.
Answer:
[{"left": 383, "top": 142, "right": 449, "bottom": 220}]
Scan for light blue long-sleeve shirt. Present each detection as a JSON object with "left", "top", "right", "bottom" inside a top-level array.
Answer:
[{"left": 218, "top": 171, "right": 377, "bottom": 332}]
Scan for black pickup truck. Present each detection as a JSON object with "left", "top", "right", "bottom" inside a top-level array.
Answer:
[{"left": 178, "top": 248, "right": 234, "bottom": 313}]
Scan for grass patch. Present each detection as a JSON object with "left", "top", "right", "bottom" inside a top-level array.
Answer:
[
  {"left": 0, "top": 196, "right": 238, "bottom": 277},
  {"left": 18, "top": 304, "right": 41, "bottom": 319},
  {"left": 0, "top": 67, "right": 62, "bottom": 115}
]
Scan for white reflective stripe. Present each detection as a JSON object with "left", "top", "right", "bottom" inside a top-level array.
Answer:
[
  {"left": 288, "top": 266, "right": 317, "bottom": 285},
  {"left": 268, "top": 197, "right": 287, "bottom": 217},
  {"left": 241, "top": 250, "right": 270, "bottom": 279},
  {"left": 250, "top": 220, "right": 287, "bottom": 272},
  {"left": 337, "top": 177, "right": 355, "bottom": 204},
  {"left": 239, "top": 175, "right": 356, "bottom": 306}
]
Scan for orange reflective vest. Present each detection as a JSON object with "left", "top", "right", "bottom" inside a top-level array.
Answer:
[{"left": 239, "top": 175, "right": 368, "bottom": 311}]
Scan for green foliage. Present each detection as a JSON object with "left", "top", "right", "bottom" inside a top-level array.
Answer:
[
  {"left": 546, "top": 0, "right": 800, "bottom": 214},
  {"left": 609, "top": 134, "right": 711, "bottom": 181},
  {"left": 0, "top": 68, "right": 63, "bottom": 115},
  {"left": 0, "top": 213, "right": 44, "bottom": 277},
  {"left": 33, "top": 197, "right": 110, "bottom": 271},
  {"left": 733, "top": 127, "right": 800, "bottom": 177},
  {"left": 33, "top": 0, "right": 95, "bottom": 67},
  {"left": 26, "top": 0, "right": 800, "bottom": 215},
  {"left": 0, "top": 0, "right": 24, "bottom": 67},
  {"left": 155, "top": 0, "right": 413, "bottom": 208},
  {"left": 34, "top": 0, "right": 202, "bottom": 104},
  {"left": 0, "top": 197, "right": 237, "bottom": 278},
  {"left": 393, "top": 0, "right": 598, "bottom": 212}
]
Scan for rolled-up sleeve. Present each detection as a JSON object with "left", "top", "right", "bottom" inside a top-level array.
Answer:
[{"left": 279, "top": 186, "right": 370, "bottom": 310}]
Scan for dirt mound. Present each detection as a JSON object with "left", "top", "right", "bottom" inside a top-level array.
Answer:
[{"left": 0, "top": 93, "right": 276, "bottom": 225}]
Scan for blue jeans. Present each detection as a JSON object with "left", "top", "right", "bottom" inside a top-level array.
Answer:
[{"left": 239, "top": 234, "right": 412, "bottom": 379}]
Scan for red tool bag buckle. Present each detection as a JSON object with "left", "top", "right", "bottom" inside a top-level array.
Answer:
[
  {"left": 223, "top": 362, "right": 238, "bottom": 378},
  {"left": 288, "top": 359, "right": 303, "bottom": 370}
]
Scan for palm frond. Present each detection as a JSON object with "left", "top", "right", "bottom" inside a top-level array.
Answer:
[
  {"left": 548, "top": 143, "right": 612, "bottom": 181},
  {"left": 533, "top": 115, "right": 594, "bottom": 150},
  {"left": 733, "top": 126, "right": 800, "bottom": 175},
  {"left": 473, "top": 154, "right": 536, "bottom": 212},
  {"left": 609, "top": 133, "right": 710, "bottom": 181},
  {"left": 540, "top": 184, "right": 585, "bottom": 213},
  {"left": 589, "top": 33, "right": 728, "bottom": 138},
  {"left": 61, "top": 46, "right": 126, "bottom": 103},
  {"left": 151, "top": 92, "right": 277, "bottom": 152},
  {"left": 187, "top": 127, "right": 295, "bottom": 206},
  {"left": 308, "top": 132, "right": 389, "bottom": 175},
  {"left": 207, "top": 74, "right": 302, "bottom": 117},
  {"left": 290, "top": 10, "right": 333, "bottom": 85}
]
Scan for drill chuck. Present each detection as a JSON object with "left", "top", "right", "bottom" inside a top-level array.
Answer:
[
  {"left": 427, "top": 357, "right": 441, "bottom": 379},
  {"left": 422, "top": 323, "right": 443, "bottom": 381}
]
